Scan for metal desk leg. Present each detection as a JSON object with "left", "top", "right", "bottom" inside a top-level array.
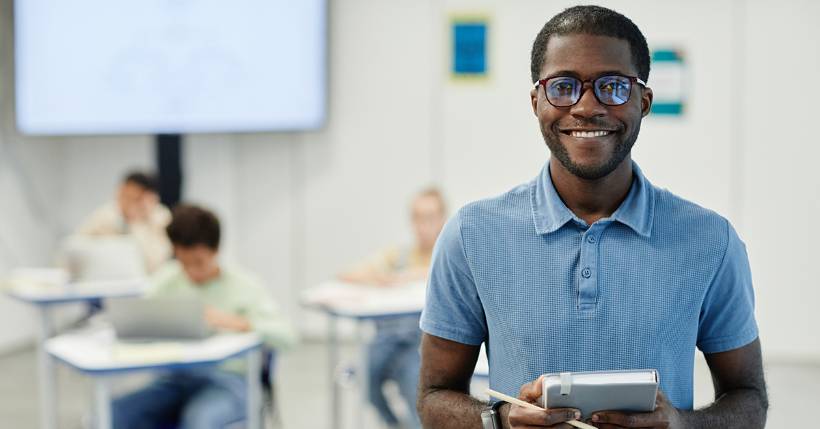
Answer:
[
  {"left": 94, "top": 377, "right": 112, "bottom": 429},
  {"left": 328, "top": 314, "right": 339, "bottom": 429},
  {"left": 246, "top": 347, "right": 262, "bottom": 429},
  {"left": 356, "top": 321, "right": 367, "bottom": 429},
  {"left": 37, "top": 307, "right": 57, "bottom": 429}
]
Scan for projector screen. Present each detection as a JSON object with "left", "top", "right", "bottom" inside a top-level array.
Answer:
[{"left": 15, "top": 0, "right": 327, "bottom": 135}]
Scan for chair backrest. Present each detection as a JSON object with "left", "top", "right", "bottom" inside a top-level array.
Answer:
[{"left": 261, "top": 348, "right": 277, "bottom": 391}]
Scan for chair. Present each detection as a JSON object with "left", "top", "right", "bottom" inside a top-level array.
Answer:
[
  {"left": 158, "top": 349, "right": 279, "bottom": 429},
  {"left": 260, "top": 348, "right": 281, "bottom": 427}
]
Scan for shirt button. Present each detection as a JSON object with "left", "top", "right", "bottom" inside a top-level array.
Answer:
[
  {"left": 582, "top": 267, "right": 592, "bottom": 278},
  {"left": 587, "top": 235, "right": 596, "bottom": 244}
]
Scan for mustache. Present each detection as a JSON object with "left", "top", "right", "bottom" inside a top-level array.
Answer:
[{"left": 556, "top": 118, "right": 621, "bottom": 131}]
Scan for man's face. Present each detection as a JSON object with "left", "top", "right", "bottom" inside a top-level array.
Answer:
[
  {"left": 117, "top": 182, "right": 158, "bottom": 223},
  {"left": 411, "top": 195, "right": 446, "bottom": 251},
  {"left": 117, "top": 182, "right": 144, "bottom": 221},
  {"left": 530, "top": 34, "right": 652, "bottom": 180},
  {"left": 174, "top": 245, "right": 220, "bottom": 285}
]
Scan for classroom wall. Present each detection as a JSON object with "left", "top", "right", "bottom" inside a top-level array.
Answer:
[
  {"left": 0, "top": 0, "right": 817, "bottom": 359},
  {"left": 0, "top": 1, "right": 61, "bottom": 350},
  {"left": 740, "top": 0, "right": 820, "bottom": 361}
]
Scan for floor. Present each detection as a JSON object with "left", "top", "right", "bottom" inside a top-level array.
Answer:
[{"left": 0, "top": 341, "right": 816, "bottom": 428}]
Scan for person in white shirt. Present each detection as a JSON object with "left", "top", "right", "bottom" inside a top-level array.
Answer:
[{"left": 77, "top": 171, "right": 172, "bottom": 273}]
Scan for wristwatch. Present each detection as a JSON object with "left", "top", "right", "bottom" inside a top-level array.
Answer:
[{"left": 481, "top": 400, "right": 507, "bottom": 429}]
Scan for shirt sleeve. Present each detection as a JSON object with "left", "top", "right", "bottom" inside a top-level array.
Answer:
[
  {"left": 145, "top": 261, "right": 184, "bottom": 297},
  {"left": 240, "top": 277, "right": 299, "bottom": 351},
  {"left": 76, "top": 202, "right": 123, "bottom": 235},
  {"left": 128, "top": 206, "right": 172, "bottom": 274},
  {"left": 697, "top": 220, "right": 759, "bottom": 354},
  {"left": 420, "top": 210, "right": 487, "bottom": 346}
]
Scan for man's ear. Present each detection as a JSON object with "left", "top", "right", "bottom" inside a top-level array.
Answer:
[
  {"left": 530, "top": 87, "right": 539, "bottom": 116},
  {"left": 641, "top": 86, "right": 653, "bottom": 117}
]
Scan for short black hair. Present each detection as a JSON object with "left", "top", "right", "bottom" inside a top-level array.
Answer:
[
  {"left": 166, "top": 204, "right": 221, "bottom": 250},
  {"left": 123, "top": 171, "right": 158, "bottom": 193},
  {"left": 530, "top": 5, "right": 650, "bottom": 83}
]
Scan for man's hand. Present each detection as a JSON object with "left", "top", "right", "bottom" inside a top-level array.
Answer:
[
  {"left": 136, "top": 193, "right": 158, "bottom": 221},
  {"left": 204, "top": 305, "right": 251, "bottom": 332},
  {"left": 506, "top": 375, "right": 582, "bottom": 428},
  {"left": 589, "top": 391, "right": 681, "bottom": 429}
]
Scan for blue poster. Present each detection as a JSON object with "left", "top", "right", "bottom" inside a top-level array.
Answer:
[{"left": 452, "top": 19, "right": 488, "bottom": 77}]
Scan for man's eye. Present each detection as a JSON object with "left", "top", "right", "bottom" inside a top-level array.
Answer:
[
  {"left": 599, "top": 83, "right": 616, "bottom": 94},
  {"left": 599, "top": 81, "right": 627, "bottom": 95}
]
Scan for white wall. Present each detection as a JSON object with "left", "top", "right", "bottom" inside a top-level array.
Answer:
[
  {"left": 439, "top": 0, "right": 739, "bottom": 216},
  {"left": 741, "top": 0, "right": 820, "bottom": 360},
  {"left": 300, "top": 0, "right": 437, "bottom": 287},
  {"left": 0, "top": 0, "right": 817, "bottom": 360},
  {"left": 0, "top": 1, "right": 63, "bottom": 350}
]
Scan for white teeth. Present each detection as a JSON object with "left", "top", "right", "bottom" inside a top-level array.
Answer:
[{"left": 570, "top": 130, "right": 612, "bottom": 138}]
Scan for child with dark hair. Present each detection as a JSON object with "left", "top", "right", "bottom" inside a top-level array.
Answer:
[{"left": 111, "top": 204, "right": 297, "bottom": 429}]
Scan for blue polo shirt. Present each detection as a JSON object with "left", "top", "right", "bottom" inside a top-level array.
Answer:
[{"left": 420, "top": 161, "right": 758, "bottom": 410}]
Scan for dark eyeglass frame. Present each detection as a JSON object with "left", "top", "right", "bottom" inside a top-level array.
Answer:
[{"left": 535, "top": 74, "right": 647, "bottom": 107}]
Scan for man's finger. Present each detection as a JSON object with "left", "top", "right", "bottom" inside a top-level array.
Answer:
[
  {"left": 513, "top": 425, "right": 575, "bottom": 429},
  {"left": 508, "top": 405, "right": 580, "bottom": 428},
  {"left": 592, "top": 411, "right": 668, "bottom": 428},
  {"left": 540, "top": 408, "right": 582, "bottom": 426},
  {"left": 518, "top": 375, "right": 545, "bottom": 402}
]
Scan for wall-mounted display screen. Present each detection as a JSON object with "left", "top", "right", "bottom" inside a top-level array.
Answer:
[{"left": 15, "top": 0, "right": 327, "bottom": 135}]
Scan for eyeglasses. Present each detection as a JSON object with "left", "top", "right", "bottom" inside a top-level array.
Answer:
[{"left": 535, "top": 74, "right": 647, "bottom": 107}]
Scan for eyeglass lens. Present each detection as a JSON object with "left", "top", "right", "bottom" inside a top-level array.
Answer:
[{"left": 545, "top": 75, "right": 633, "bottom": 107}]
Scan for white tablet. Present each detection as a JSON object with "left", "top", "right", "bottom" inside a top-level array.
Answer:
[{"left": 540, "top": 369, "right": 659, "bottom": 419}]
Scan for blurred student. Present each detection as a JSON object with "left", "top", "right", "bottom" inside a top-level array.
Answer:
[
  {"left": 77, "top": 171, "right": 171, "bottom": 273},
  {"left": 112, "top": 204, "right": 297, "bottom": 429},
  {"left": 339, "top": 188, "right": 447, "bottom": 429}
]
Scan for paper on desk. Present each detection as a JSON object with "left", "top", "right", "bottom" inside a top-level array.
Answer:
[
  {"left": 302, "top": 281, "right": 427, "bottom": 315},
  {"left": 2, "top": 268, "right": 69, "bottom": 292},
  {"left": 301, "top": 284, "right": 363, "bottom": 305},
  {"left": 112, "top": 342, "right": 185, "bottom": 364}
]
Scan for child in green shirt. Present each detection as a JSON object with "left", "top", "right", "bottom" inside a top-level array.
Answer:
[{"left": 112, "top": 204, "right": 296, "bottom": 429}]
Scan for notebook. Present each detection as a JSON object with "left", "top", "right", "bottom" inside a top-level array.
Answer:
[{"left": 540, "top": 369, "right": 659, "bottom": 419}]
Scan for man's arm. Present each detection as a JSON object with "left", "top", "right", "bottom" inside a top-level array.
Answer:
[
  {"left": 417, "top": 333, "right": 485, "bottom": 428},
  {"left": 417, "top": 334, "right": 581, "bottom": 429},
  {"left": 679, "top": 338, "right": 767, "bottom": 428},
  {"left": 592, "top": 339, "right": 767, "bottom": 428},
  {"left": 337, "top": 248, "right": 398, "bottom": 286}
]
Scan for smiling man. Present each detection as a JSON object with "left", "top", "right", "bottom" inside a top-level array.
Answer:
[{"left": 417, "top": 6, "right": 768, "bottom": 429}]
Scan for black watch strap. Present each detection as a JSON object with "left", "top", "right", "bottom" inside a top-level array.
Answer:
[{"left": 481, "top": 400, "right": 507, "bottom": 429}]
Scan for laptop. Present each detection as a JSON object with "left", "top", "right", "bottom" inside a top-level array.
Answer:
[
  {"left": 60, "top": 235, "right": 147, "bottom": 288},
  {"left": 106, "top": 297, "right": 211, "bottom": 342}
]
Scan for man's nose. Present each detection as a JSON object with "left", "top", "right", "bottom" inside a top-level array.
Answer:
[{"left": 570, "top": 85, "right": 607, "bottom": 119}]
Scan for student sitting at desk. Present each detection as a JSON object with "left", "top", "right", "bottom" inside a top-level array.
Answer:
[
  {"left": 339, "top": 188, "right": 447, "bottom": 429},
  {"left": 112, "top": 204, "right": 297, "bottom": 429},
  {"left": 77, "top": 170, "right": 172, "bottom": 274}
]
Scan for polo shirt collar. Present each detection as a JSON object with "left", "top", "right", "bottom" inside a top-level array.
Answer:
[{"left": 530, "top": 161, "right": 654, "bottom": 237}]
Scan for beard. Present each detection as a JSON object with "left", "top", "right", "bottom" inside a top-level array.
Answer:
[{"left": 540, "top": 120, "right": 640, "bottom": 181}]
